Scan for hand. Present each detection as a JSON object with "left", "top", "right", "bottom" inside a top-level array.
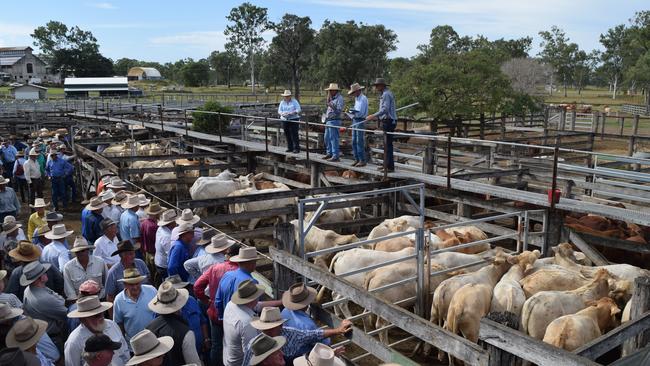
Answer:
[
  {"left": 202, "top": 338, "right": 211, "bottom": 352},
  {"left": 366, "top": 114, "right": 376, "bottom": 121},
  {"left": 333, "top": 346, "right": 346, "bottom": 357},
  {"left": 337, "top": 319, "right": 352, "bottom": 335}
]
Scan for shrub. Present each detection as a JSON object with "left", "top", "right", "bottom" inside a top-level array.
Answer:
[{"left": 192, "top": 101, "right": 233, "bottom": 134}]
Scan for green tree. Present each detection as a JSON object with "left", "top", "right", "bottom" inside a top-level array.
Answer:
[
  {"left": 224, "top": 2, "right": 270, "bottom": 94},
  {"left": 270, "top": 14, "right": 315, "bottom": 99},
  {"left": 599, "top": 24, "right": 627, "bottom": 99},
  {"left": 573, "top": 50, "right": 597, "bottom": 95},
  {"left": 181, "top": 59, "right": 210, "bottom": 87},
  {"left": 208, "top": 50, "right": 243, "bottom": 88},
  {"left": 259, "top": 47, "right": 290, "bottom": 90},
  {"left": 192, "top": 101, "right": 234, "bottom": 134},
  {"left": 628, "top": 50, "right": 650, "bottom": 112},
  {"left": 538, "top": 26, "right": 578, "bottom": 97},
  {"left": 113, "top": 58, "right": 140, "bottom": 76}
]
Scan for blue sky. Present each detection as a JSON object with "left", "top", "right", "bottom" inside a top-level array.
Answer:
[{"left": 0, "top": 1, "right": 648, "bottom": 63}]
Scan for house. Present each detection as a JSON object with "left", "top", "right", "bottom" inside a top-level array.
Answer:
[
  {"left": 64, "top": 77, "right": 129, "bottom": 98},
  {"left": 10, "top": 84, "right": 48, "bottom": 100},
  {"left": 0, "top": 47, "right": 60, "bottom": 84},
  {"left": 127, "top": 67, "right": 162, "bottom": 81}
]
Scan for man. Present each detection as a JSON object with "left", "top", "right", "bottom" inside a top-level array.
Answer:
[
  {"left": 277, "top": 89, "right": 302, "bottom": 153},
  {"left": 63, "top": 236, "right": 107, "bottom": 301},
  {"left": 106, "top": 190, "right": 126, "bottom": 224},
  {"left": 0, "top": 302, "right": 61, "bottom": 365},
  {"left": 193, "top": 242, "right": 239, "bottom": 364},
  {"left": 67, "top": 279, "right": 101, "bottom": 334},
  {"left": 5, "top": 241, "right": 64, "bottom": 300},
  {"left": 1, "top": 219, "right": 23, "bottom": 272},
  {"left": 140, "top": 202, "right": 162, "bottom": 278},
  {"left": 185, "top": 232, "right": 231, "bottom": 282},
  {"left": 222, "top": 280, "right": 265, "bottom": 366},
  {"left": 241, "top": 307, "right": 351, "bottom": 365},
  {"left": 348, "top": 82, "right": 369, "bottom": 167},
  {"left": 105, "top": 241, "right": 150, "bottom": 302},
  {"left": 366, "top": 77, "right": 397, "bottom": 172},
  {"left": 45, "top": 150, "right": 73, "bottom": 211},
  {"left": 166, "top": 275, "right": 209, "bottom": 360},
  {"left": 12, "top": 150, "right": 27, "bottom": 204},
  {"left": 1, "top": 140, "right": 18, "bottom": 180},
  {"left": 21, "top": 261, "right": 67, "bottom": 345},
  {"left": 0, "top": 348, "right": 41, "bottom": 366},
  {"left": 171, "top": 209, "right": 200, "bottom": 242},
  {"left": 31, "top": 224, "right": 50, "bottom": 249},
  {"left": 147, "top": 281, "right": 202, "bottom": 366},
  {"left": 113, "top": 268, "right": 157, "bottom": 342},
  {"left": 119, "top": 195, "right": 141, "bottom": 246},
  {"left": 65, "top": 296, "right": 130, "bottom": 366},
  {"left": 166, "top": 222, "right": 194, "bottom": 282},
  {"left": 99, "top": 190, "right": 118, "bottom": 222},
  {"left": 154, "top": 209, "right": 177, "bottom": 285},
  {"left": 93, "top": 219, "right": 120, "bottom": 268},
  {"left": 135, "top": 194, "right": 150, "bottom": 221},
  {"left": 41, "top": 224, "right": 74, "bottom": 272},
  {"left": 0, "top": 177, "right": 20, "bottom": 222},
  {"left": 125, "top": 329, "right": 174, "bottom": 366},
  {"left": 323, "top": 83, "right": 344, "bottom": 162},
  {"left": 107, "top": 177, "right": 128, "bottom": 194},
  {"left": 82, "top": 197, "right": 107, "bottom": 245},
  {"left": 0, "top": 269, "right": 22, "bottom": 308},
  {"left": 5, "top": 316, "right": 52, "bottom": 365},
  {"left": 23, "top": 149, "right": 43, "bottom": 204},
  {"left": 27, "top": 198, "right": 48, "bottom": 242},
  {"left": 247, "top": 333, "right": 286, "bottom": 366},
  {"left": 293, "top": 343, "right": 347, "bottom": 366},
  {"left": 82, "top": 334, "right": 123, "bottom": 366},
  {"left": 59, "top": 145, "right": 77, "bottom": 205}
]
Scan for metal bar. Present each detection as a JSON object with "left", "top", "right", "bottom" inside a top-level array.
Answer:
[
  {"left": 302, "top": 201, "right": 328, "bottom": 237},
  {"left": 431, "top": 211, "right": 525, "bottom": 231},
  {"left": 298, "top": 183, "right": 425, "bottom": 204},
  {"left": 306, "top": 229, "right": 418, "bottom": 259},
  {"left": 368, "top": 276, "right": 417, "bottom": 294},
  {"left": 429, "top": 258, "right": 493, "bottom": 277},
  {"left": 429, "top": 234, "right": 516, "bottom": 256},
  {"left": 337, "top": 254, "right": 418, "bottom": 279}
]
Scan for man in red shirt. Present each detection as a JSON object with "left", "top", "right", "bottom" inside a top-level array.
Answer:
[
  {"left": 139, "top": 202, "right": 163, "bottom": 284},
  {"left": 193, "top": 242, "right": 240, "bottom": 365}
]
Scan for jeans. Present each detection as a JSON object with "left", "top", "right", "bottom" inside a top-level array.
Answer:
[
  {"left": 352, "top": 120, "right": 365, "bottom": 162},
  {"left": 155, "top": 266, "right": 168, "bottom": 287},
  {"left": 210, "top": 320, "right": 224, "bottom": 366},
  {"left": 382, "top": 120, "right": 396, "bottom": 169},
  {"left": 2, "top": 161, "right": 14, "bottom": 179},
  {"left": 51, "top": 177, "right": 67, "bottom": 210},
  {"left": 282, "top": 119, "right": 300, "bottom": 152},
  {"left": 324, "top": 120, "right": 341, "bottom": 158},
  {"left": 14, "top": 177, "right": 27, "bottom": 203},
  {"left": 65, "top": 174, "right": 77, "bottom": 203},
  {"left": 28, "top": 178, "right": 44, "bottom": 203}
]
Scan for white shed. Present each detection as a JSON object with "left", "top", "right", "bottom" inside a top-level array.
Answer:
[{"left": 10, "top": 84, "right": 47, "bottom": 100}]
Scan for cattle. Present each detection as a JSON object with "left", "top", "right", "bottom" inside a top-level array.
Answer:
[
  {"left": 373, "top": 236, "right": 414, "bottom": 252},
  {"left": 434, "top": 228, "right": 490, "bottom": 254},
  {"left": 520, "top": 266, "right": 591, "bottom": 297},
  {"left": 102, "top": 141, "right": 169, "bottom": 157},
  {"left": 445, "top": 284, "right": 493, "bottom": 364},
  {"left": 521, "top": 269, "right": 612, "bottom": 340},
  {"left": 228, "top": 182, "right": 296, "bottom": 230},
  {"left": 341, "top": 170, "right": 360, "bottom": 179},
  {"left": 490, "top": 250, "right": 540, "bottom": 320},
  {"left": 543, "top": 297, "right": 620, "bottom": 351},
  {"left": 429, "top": 251, "right": 494, "bottom": 272},
  {"left": 289, "top": 219, "right": 359, "bottom": 268},
  {"left": 304, "top": 206, "right": 361, "bottom": 226},
  {"left": 189, "top": 173, "right": 256, "bottom": 201},
  {"left": 367, "top": 216, "right": 423, "bottom": 240}
]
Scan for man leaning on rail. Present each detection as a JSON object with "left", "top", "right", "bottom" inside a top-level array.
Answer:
[{"left": 366, "top": 78, "right": 397, "bottom": 173}]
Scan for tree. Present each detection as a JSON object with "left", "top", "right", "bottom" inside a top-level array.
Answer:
[
  {"left": 269, "top": 14, "right": 315, "bottom": 99},
  {"left": 572, "top": 50, "right": 597, "bottom": 95},
  {"left": 224, "top": 2, "right": 270, "bottom": 94},
  {"left": 259, "top": 47, "right": 290, "bottom": 90},
  {"left": 628, "top": 50, "right": 650, "bottom": 112},
  {"left": 538, "top": 26, "right": 578, "bottom": 97},
  {"left": 31, "top": 21, "right": 113, "bottom": 77},
  {"left": 208, "top": 50, "right": 242, "bottom": 88},
  {"left": 500, "top": 58, "right": 553, "bottom": 95},
  {"left": 192, "top": 101, "right": 233, "bottom": 134},
  {"left": 599, "top": 24, "right": 627, "bottom": 99},
  {"left": 181, "top": 59, "right": 210, "bottom": 87}
]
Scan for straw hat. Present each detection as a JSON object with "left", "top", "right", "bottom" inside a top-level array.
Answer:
[
  {"left": 230, "top": 247, "right": 261, "bottom": 263},
  {"left": 249, "top": 333, "right": 286, "bottom": 366},
  {"left": 45, "top": 212, "right": 63, "bottom": 222},
  {"left": 372, "top": 77, "right": 390, "bottom": 86},
  {"left": 1, "top": 221, "right": 21, "bottom": 236},
  {"left": 6, "top": 316, "right": 48, "bottom": 351},
  {"left": 19, "top": 261, "right": 51, "bottom": 286},
  {"left": 121, "top": 195, "right": 140, "bottom": 209},
  {"left": 281, "top": 90, "right": 292, "bottom": 97},
  {"left": 69, "top": 236, "right": 95, "bottom": 253},
  {"left": 196, "top": 228, "right": 216, "bottom": 246},
  {"left": 84, "top": 334, "right": 122, "bottom": 354},
  {"left": 145, "top": 202, "right": 164, "bottom": 216},
  {"left": 44, "top": 224, "right": 73, "bottom": 240},
  {"left": 118, "top": 268, "right": 147, "bottom": 284},
  {"left": 0, "top": 178, "right": 10, "bottom": 185},
  {"left": 67, "top": 295, "right": 113, "bottom": 318},
  {"left": 157, "top": 209, "right": 178, "bottom": 226},
  {"left": 0, "top": 303, "right": 23, "bottom": 321},
  {"left": 231, "top": 279, "right": 265, "bottom": 305},
  {"left": 2, "top": 216, "right": 18, "bottom": 225},
  {"left": 176, "top": 222, "right": 194, "bottom": 237},
  {"left": 148, "top": 281, "right": 189, "bottom": 314},
  {"left": 125, "top": 329, "right": 173, "bottom": 366},
  {"left": 111, "top": 240, "right": 140, "bottom": 256},
  {"left": 205, "top": 233, "right": 236, "bottom": 254},
  {"left": 324, "top": 83, "right": 341, "bottom": 91},
  {"left": 282, "top": 283, "right": 317, "bottom": 310},
  {"left": 293, "top": 343, "right": 346, "bottom": 366},
  {"left": 251, "top": 307, "right": 287, "bottom": 330},
  {"left": 0, "top": 348, "right": 40, "bottom": 366},
  {"left": 164, "top": 274, "right": 188, "bottom": 289},
  {"left": 111, "top": 191, "right": 128, "bottom": 205},
  {"left": 8, "top": 241, "right": 41, "bottom": 262},
  {"left": 347, "top": 83, "right": 365, "bottom": 95},
  {"left": 85, "top": 196, "right": 107, "bottom": 211},
  {"left": 107, "top": 178, "right": 127, "bottom": 189},
  {"left": 29, "top": 198, "right": 49, "bottom": 209},
  {"left": 99, "top": 189, "right": 115, "bottom": 202},
  {"left": 176, "top": 209, "right": 200, "bottom": 225},
  {"left": 28, "top": 148, "right": 39, "bottom": 157},
  {"left": 136, "top": 194, "right": 151, "bottom": 207}
]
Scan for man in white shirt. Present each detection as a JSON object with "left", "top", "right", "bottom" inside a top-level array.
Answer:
[
  {"left": 23, "top": 148, "right": 43, "bottom": 203},
  {"left": 40, "top": 224, "right": 74, "bottom": 272},
  {"left": 222, "top": 279, "right": 265, "bottom": 366},
  {"left": 154, "top": 209, "right": 177, "bottom": 284},
  {"left": 92, "top": 219, "right": 120, "bottom": 268},
  {"left": 63, "top": 236, "right": 108, "bottom": 301}
]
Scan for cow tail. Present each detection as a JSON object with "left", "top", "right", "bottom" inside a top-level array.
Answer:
[
  {"left": 316, "top": 250, "right": 342, "bottom": 303},
  {"left": 521, "top": 296, "right": 537, "bottom": 335}
]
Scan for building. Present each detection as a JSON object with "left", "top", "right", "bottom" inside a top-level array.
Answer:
[
  {"left": 64, "top": 77, "right": 129, "bottom": 98},
  {"left": 127, "top": 67, "right": 162, "bottom": 81},
  {"left": 10, "top": 84, "right": 48, "bottom": 100},
  {"left": 0, "top": 47, "right": 60, "bottom": 84}
]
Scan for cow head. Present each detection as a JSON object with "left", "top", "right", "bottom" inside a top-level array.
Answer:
[
  {"left": 586, "top": 297, "right": 620, "bottom": 332},
  {"left": 552, "top": 243, "right": 577, "bottom": 261},
  {"left": 608, "top": 279, "right": 632, "bottom": 304},
  {"left": 508, "top": 249, "right": 540, "bottom": 273}
]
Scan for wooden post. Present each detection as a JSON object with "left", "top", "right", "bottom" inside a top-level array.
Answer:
[
  {"left": 619, "top": 116, "right": 625, "bottom": 136},
  {"left": 500, "top": 114, "right": 506, "bottom": 140},
  {"left": 479, "top": 113, "right": 485, "bottom": 140},
  {"left": 629, "top": 114, "right": 640, "bottom": 157},
  {"left": 273, "top": 223, "right": 298, "bottom": 298},
  {"left": 423, "top": 140, "right": 434, "bottom": 175},
  {"left": 570, "top": 110, "right": 576, "bottom": 131},
  {"left": 544, "top": 209, "right": 564, "bottom": 257},
  {"left": 560, "top": 109, "right": 566, "bottom": 130},
  {"left": 543, "top": 108, "right": 549, "bottom": 145},
  {"left": 310, "top": 162, "right": 321, "bottom": 188},
  {"left": 623, "top": 276, "right": 650, "bottom": 356},
  {"left": 481, "top": 312, "right": 519, "bottom": 366},
  {"left": 601, "top": 112, "right": 606, "bottom": 139}
]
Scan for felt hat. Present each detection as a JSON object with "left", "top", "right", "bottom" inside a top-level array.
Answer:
[
  {"left": 111, "top": 191, "right": 128, "bottom": 205},
  {"left": 8, "top": 241, "right": 41, "bottom": 262},
  {"left": 157, "top": 209, "right": 178, "bottom": 226},
  {"left": 99, "top": 189, "right": 115, "bottom": 202},
  {"left": 107, "top": 178, "right": 127, "bottom": 189},
  {"left": 67, "top": 295, "right": 112, "bottom": 319},
  {"left": 34, "top": 224, "right": 50, "bottom": 238},
  {"left": 251, "top": 307, "right": 287, "bottom": 331},
  {"left": 205, "top": 233, "right": 236, "bottom": 254},
  {"left": 324, "top": 83, "right": 341, "bottom": 91},
  {"left": 111, "top": 240, "right": 140, "bottom": 256},
  {"left": 44, "top": 224, "right": 73, "bottom": 240},
  {"left": 176, "top": 222, "right": 194, "bottom": 236},
  {"left": 372, "top": 77, "right": 390, "bottom": 86},
  {"left": 148, "top": 281, "right": 189, "bottom": 314},
  {"left": 69, "top": 236, "right": 95, "bottom": 253},
  {"left": 347, "top": 83, "right": 365, "bottom": 95},
  {"left": 230, "top": 247, "right": 261, "bottom": 263},
  {"left": 84, "top": 334, "right": 122, "bottom": 353},
  {"left": 125, "top": 329, "right": 173, "bottom": 366},
  {"left": 121, "top": 195, "right": 140, "bottom": 209},
  {"left": 197, "top": 228, "right": 216, "bottom": 246},
  {"left": 85, "top": 196, "right": 107, "bottom": 211},
  {"left": 44, "top": 211, "right": 63, "bottom": 222},
  {"left": 231, "top": 279, "right": 265, "bottom": 305},
  {"left": 0, "top": 348, "right": 40, "bottom": 366},
  {"left": 176, "top": 209, "right": 200, "bottom": 225},
  {"left": 100, "top": 218, "right": 116, "bottom": 232},
  {"left": 281, "top": 90, "right": 292, "bottom": 97},
  {"left": 29, "top": 198, "right": 49, "bottom": 209},
  {"left": 145, "top": 202, "right": 164, "bottom": 216},
  {"left": 282, "top": 283, "right": 317, "bottom": 310},
  {"left": 164, "top": 274, "right": 188, "bottom": 289},
  {"left": 1, "top": 221, "right": 21, "bottom": 236},
  {"left": 250, "top": 333, "right": 286, "bottom": 366},
  {"left": 6, "top": 316, "right": 48, "bottom": 351},
  {"left": 0, "top": 178, "right": 10, "bottom": 185},
  {"left": 293, "top": 343, "right": 346, "bottom": 366},
  {"left": 136, "top": 194, "right": 151, "bottom": 207},
  {"left": 2, "top": 216, "right": 18, "bottom": 225},
  {"left": 19, "top": 261, "right": 51, "bottom": 286},
  {"left": 118, "top": 268, "right": 147, "bottom": 284},
  {"left": 28, "top": 148, "right": 39, "bottom": 157},
  {"left": 0, "top": 302, "right": 23, "bottom": 321}
]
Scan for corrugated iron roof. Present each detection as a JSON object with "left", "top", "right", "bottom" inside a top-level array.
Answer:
[
  {"left": 64, "top": 77, "right": 128, "bottom": 85},
  {"left": 128, "top": 67, "right": 162, "bottom": 78},
  {"left": 0, "top": 46, "right": 31, "bottom": 52},
  {"left": 10, "top": 84, "right": 48, "bottom": 90},
  {"left": 0, "top": 56, "right": 23, "bottom": 66}
]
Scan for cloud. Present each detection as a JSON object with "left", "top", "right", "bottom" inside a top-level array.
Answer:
[
  {"left": 88, "top": 2, "right": 117, "bottom": 10},
  {"left": 149, "top": 31, "right": 227, "bottom": 52}
]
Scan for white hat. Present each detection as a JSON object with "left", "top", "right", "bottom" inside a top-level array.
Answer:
[
  {"left": 99, "top": 189, "right": 115, "bottom": 202},
  {"left": 85, "top": 196, "right": 108, "bottom": 211},
  {"left": 281, "top": 89, "right": 292, "bottom": 97},
  {"left": 69, "top": 236, "right": 95, "bottom": 253},
  {"left": 44, "top": 224, "right": 74, "bottom": 240},
  {"left": 347, "top": 82, "right": 365, "bottom": 95},
  {"left": 67, "top": 295, "right": 113, "bottom": 318},
  {"left": 176, "top": 208, "right": 200, "bottom": 225},
  {"left": 148, "top": 281, "right": 189, "bottom": 314},
  {"left": 157, "top": 209, "right": 178, "bottom": 226},
  {"left": 121, "top": 195, "right": 140, "bottom": 209},
  {"left": 136, "top": 193, "right": 151, "bottom": 207},
  {"left": 230, "top": 247, "right": 261, "bottom": 263},
  {"left": 324, "top": 83, "right": 341, "bottom": 91},
  {"left": 126, "top": 330, "right": 173, "bottom": 366},
  {"left": 29, "top": 198, "right": 49, "bottom": 209},
  {"left": 205, "top": 233, "right": 236, "bottom": 254},
  {"left": 293, "top": 343, "right": 346, "bottom": 366}
]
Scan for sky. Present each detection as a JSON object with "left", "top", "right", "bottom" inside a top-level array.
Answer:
[{"left": 0, "top": 1, "right": 648, "bottom": 63}]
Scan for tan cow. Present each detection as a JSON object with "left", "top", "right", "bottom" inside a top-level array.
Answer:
[
  {"left": 373, "top": 236, "right": 414, "bottom": 252},
  {"left": 445, "top": 283, "right": 493, "bottom": 364},
  {"left": 490, "top": 250, "right": 540, "bottom": 320},
  {"left": 290, "top": 219, "right": 359, "bottom": 268},
  {"left": 543, "top": 297, "right": 620, "bottom": 351},
  {"left": 520, "top": 266, "right": 591, "bottom": 298}
]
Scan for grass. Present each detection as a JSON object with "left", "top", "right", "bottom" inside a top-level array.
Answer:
[{"left": 542, "top": 87, "right": 646, "bottom": 112}]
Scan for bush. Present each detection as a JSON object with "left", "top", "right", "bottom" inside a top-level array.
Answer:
[{"left": 192, "top": 101, "right": 233, "bottom": 134}]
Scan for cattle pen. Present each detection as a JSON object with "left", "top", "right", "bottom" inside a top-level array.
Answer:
[{"left": 3, "top": 99, "right": 650, "bottom": 365}]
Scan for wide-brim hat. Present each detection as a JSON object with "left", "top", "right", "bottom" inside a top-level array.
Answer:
[
  {"left": 111, "top": 241, "right": 140, "bottom": 256},
  {"left": 0, "top": 303, "right": 23, "bottom": 321},
  {"left": 67, "top": 295, "right": 113, "bottom": 318},
  {"left": 1, "top": 222, "right": 21, "bottom": 236},
  {"left": 44, "top": 223, "right": 73, "bottom": 240},
  {"left": 293, "top": 343, "right": 347, "bottom": 366},
  {"left": 157, "top": 209, "right": 178, "bottom": 226},
  {"left": 231, "top": 279, "right": 265, "bottom": 305},
  {"left": 111, "top": 191, "right": 128, "bottom": 205},
  {"left": 205, "top": 233, "right": 236, "bottom": 254},
  {"left": 176, "top": 222, "right": 194, "bottom": 236},
  {"left": 372, "top": 77, "right": 390, "bottom": 86},
  {"left": 136, "top": 194, "right": 151, "bottom": 207},
  {"left": 230, "top": 247, "right": 261, "bottom": 263},
  {"left": 121, "top": 195, "right": 140, "bottom": 209},
  {"left": 196, "top": 228, "right": 216, "bottom": 246},
  {"left": 107, "top": 178, "right": 127, "bottom": 189},
  {"left": 145, "top": 202, "right": 164, "bottom": 216},
  {"left": 28, "top": 148, "right": 39, "bottom": 156},
  {"left": 6, "top": 317, "right": 48, "bottom": 351},
  {"left": 126, "top": 330, "right": 173, "bottom": 366},
  {"left": 45, "top": 212, "right": 63, "bottom": 222},
  {"left": 251, "top": 307, "right": 287, "bottom": 331},
  {"left": 324, "top": 83, "right": 341, "bottom": 91},
  {"left": 29, "top": 198, "right": 49, "bottom": 208},
  {"left": 282, "top": 283, "right": 317, "bottom": 310},
  {"left": 176, "top": 209, "right": 200, "bottom": 225},
  {"left": 118, "top": 267, "right": 147, "bottom": 284},
  {"left": 347, "top": 83, "right": 365, "bottom": 95},
  {"left": 148, "top": 281, "right": 189, "bottom": 314},
  {"left": 19, "top": 261, "right": 51, "bottom": 286},
  {"left": 165, "top": 274, "right": 188, "bottom": 289},
  {"left": 0, "top": 178, "right": 10, "bottom": 185},
  {"left": 99, "top": 189, "right": 116, "bottom": 202},
  {"left": 85, "top": 196, "right": 108, "bottom": 211},
  {"left": 281, "top": 89, "right": 292, "bottom": 97},
  {"left": 250, "top": 334, "right": 286, "bottom": 366},
  {"left": 69, "top": 236, "right": 95, "bottom": 253},
  {"left": 9, "top": 241, "right": 41, "bottom": 262}
]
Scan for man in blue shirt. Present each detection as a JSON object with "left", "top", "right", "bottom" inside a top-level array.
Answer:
[
  {"left": 367, "top": 77, "right": 398, "bottom": 172},
  {"left": 277, "top": 90, "right": 302, "bottom": 154},
  {"left": 119, "top": 195, "right": 141, "bottom": 247},
  {"left": 0, "top": 177, "right": 20, "bottom": 222},
  {"left": 113, "top": 268, "right": 157, "bottom": 342},
  {"left": 348, "top": 83, "right": 369, "bottom": 167},
  {"left": 81, "top": 196, "right": 107, "bottom": 245},
  {"left": 166, "top": 222, "right": 194, "bottom": 282},
  {"left": 45, "top": 151, "right": 73, "bottom": 211},
  {"left": 1, "top": 140, "right": 18, "bottom": 179},
  {"left": 323, "top": 83, "right": 344, "bottom": 162},
  {"left": 166, "top": 274, "right": 210, "bottom": 359},
  {"left": 281, "top": 283, "right": 333, "bottom": 350},
  {"left": 105, "top": 241, "right": 150, "bottom": 302}
]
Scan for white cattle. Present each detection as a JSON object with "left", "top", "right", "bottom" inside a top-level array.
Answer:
[
  {"left": 490, "top": 250, "right": 540, "bottom": 320},
  {"left": 290, "top": 219, "right": 359, "bottom": 268},
  {"left": 228, "top": 182, "right": 296, "bottom": 230},
  {"left": 304, "top": 206, "right": 361, "bottom": 225},
  {"left": 367, "top": 216, "right": 422, "bottom": 240},
  {"left": 189, "top": 173, "right": 256, "bottom": 201}
]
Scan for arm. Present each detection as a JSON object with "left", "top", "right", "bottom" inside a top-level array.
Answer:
[
  {"left": 182, "top": 331, "right": 203, "bottom": 366},
  {"left": 24, "top": 161, "right": 32, "bottom": 184},
  {"left": 12, "top": 161, "right": 17, "bottom": 175},
  {"left": 12, "top": 188, "right": 20, "bottom": 214},
  {"left": 167, "top": 245, "right": 180, "bottom": 276},
  {"left": 193, "top": 268, "right": 211, "bottom": 304},
  {"left": 321, "top": 319, "right": 352, "bottom": 338},
  {"left": 63, "top": 337, "right": 82, "bottom": 366},
  {"left": 62, "top": 266, "right": 76, "bottom": 300},
  {"left": 368, "top": 93, "right": 389, "bottom": 120},
  {"left": 183, "top": 256, "right": 201, "bottom": 281}
]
